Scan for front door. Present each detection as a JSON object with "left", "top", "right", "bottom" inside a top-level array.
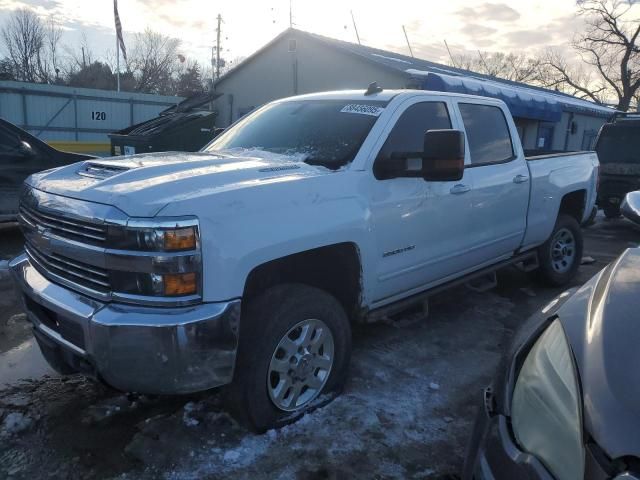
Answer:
[{"left": 368, "top": 99, "right": 476, "bottom": 305}]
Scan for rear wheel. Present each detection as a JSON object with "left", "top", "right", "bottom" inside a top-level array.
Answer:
[
  {"left": 536, "top": 214, "right": 583, "bottom": 287},
  {"left": 227, "top": 284, "right": 351, "bottom": 432}
]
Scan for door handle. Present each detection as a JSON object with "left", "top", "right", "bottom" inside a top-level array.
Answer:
[
  {"left": 513, "top": 174, "right": 529, "bottom": 184},
  {"left": 450, "top": 184, "right": 471, "bottom": 195}
]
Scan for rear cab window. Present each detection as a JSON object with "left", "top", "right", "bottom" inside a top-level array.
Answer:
[
  {"left": 596, "top": 123, "right": 640, "bottom": 165},
  {"left": 458, "top": 103, "right": 515, "bottom": 166}
]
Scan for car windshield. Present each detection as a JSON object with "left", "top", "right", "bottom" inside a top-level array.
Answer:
[
  {"left": 596, "top": 124, "right": 640, "bottom": 164},
  {"left": 204, "top": 99, "right": 387, "bottom": 170}
]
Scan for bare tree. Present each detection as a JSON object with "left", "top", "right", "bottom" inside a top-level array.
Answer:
[
  {"left": 38, "top": 17, "right": 63, "bottom": 83},
  {"left": 128, "top": 29, "right": 181, "bottom": 94},
  {"left": 451, "top": 51, "right": 540, "bottom": 83},
  {"left": 1, "top": 9, "right": 64, "bottom": 83},
  {"left": 1, "top": 8, "right": 45, "bottom": 82},
  {"left": 64, "top": 32, "right": 94, "bottom": 74},
  {"left": 539, "top": 0, "right": 639, "bottom": 111}
]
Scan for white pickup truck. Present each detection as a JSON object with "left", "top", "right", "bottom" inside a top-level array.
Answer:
[{"left": 10, "top": 88, "right": 599, "bottom": 431}]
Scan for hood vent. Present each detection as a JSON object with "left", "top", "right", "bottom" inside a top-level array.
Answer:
[
  {"left": 258, "top": 164, "right": 301, "bottom": 173},
  {"left": 78, "top": 162, "right": 131, "bottom": 179}
]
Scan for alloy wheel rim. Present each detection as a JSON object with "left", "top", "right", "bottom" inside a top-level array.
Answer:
[
  {"left": 267, "top": 318, "right": 334, "bottom": 412},
  {"left": 550, "top": 227, "right": 576, "bottom": 273}
]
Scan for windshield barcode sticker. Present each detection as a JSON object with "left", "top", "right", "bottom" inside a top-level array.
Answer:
[{"left": 340, "top": 104, "right": 385, "bottom": 117}]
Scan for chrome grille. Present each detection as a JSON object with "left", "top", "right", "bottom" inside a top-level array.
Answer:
[
  {"left": 19, "top": 204, "right": 107, "bottom": 246},
  {"left": 25, "top": 241, "right": 111, "bottom": 294}
]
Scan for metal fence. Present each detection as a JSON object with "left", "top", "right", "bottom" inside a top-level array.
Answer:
[{"left": 0, "top": 81, "right": 182, "bottom": 154}]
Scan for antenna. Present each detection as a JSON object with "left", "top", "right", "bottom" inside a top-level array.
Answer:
[
  {"left": 477, "top": 50, "right": 490, "bottom": 74},
  {"left": 289, "top": 0, "right": 293, "bottom": 28},
  {"left": 350, "top": 10, "right": 361, "bottom": 45},
  {"left": 402, "top": 25, "right": 414, "bottom": 58},
  {"left": 444, "top": 39, "right": 456, "bottom": 68}
]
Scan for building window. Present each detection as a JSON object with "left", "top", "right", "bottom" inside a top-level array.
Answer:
[
  {"left": 536, "top": 122, "right": 555, "bottom": 150},
  {"left": 288, "top": 39, "right": 297, "bottom": 52}
]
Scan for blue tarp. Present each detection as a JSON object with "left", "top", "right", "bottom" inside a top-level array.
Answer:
[{"left": 417, "top": 72, "right": 563, "bottom": 122}]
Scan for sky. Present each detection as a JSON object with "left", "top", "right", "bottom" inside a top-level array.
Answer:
[{"left": 0, "top": 0, "right": 595, "bottom": 70}]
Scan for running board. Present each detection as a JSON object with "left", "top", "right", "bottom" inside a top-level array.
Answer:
[
  {"left": 366, "top": 251, "right": 538, "bottom": 323},
  {"left": 466, "top": 272, "right": 497, "bottom": 292}
]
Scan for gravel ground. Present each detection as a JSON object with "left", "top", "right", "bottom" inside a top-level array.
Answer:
[{"left": 0, "top": 216, "right": 638, "bottom": 480}]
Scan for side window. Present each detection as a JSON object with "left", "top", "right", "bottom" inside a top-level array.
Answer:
[
  {"left": 459, "top": 103, "right": 514, "bottom": 165},
  {"left": 0, "top": 127, "right": 20, "bottom": 155},
  {"left": 377, "top": 101, "right": 452, "bottom": 160}
]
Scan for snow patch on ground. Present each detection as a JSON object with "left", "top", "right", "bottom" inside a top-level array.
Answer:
[{"left": 1, "top": 412, "right": 32, "bottom": 436}]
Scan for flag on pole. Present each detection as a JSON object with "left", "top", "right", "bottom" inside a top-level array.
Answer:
[{"left": 113, "top": 0, "right": 127, "bottom": 61}]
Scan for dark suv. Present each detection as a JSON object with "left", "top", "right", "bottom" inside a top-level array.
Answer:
[
  {"left": 0, "top": 119, "right": 94, "bottom": 222},
  {"left": 596, "top": 113, "right": 640, "bottom": 218}
]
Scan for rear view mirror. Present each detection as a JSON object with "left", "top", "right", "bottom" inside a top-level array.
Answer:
[
  {"left": 621, "top": 191, "right": 640, "bottom": 225},
  {"left": 422, "top": 130, "right": 465, "bottom": 182}
]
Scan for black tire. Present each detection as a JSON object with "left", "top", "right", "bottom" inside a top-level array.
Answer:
[
  {"left": 603, "top": 205, "right": 621, "bottom": 219},
  {"left": 536, "top": 213, "right": 583, "bottom": 287},
  {"left": 227, "top": 284, "right": 351, "bottom": 432}
]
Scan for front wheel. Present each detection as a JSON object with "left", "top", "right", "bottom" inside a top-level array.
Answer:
[
  {"left": 536, "top": 214, "right": 583, "bottom": 287},
  {"left": 228, "top": 284, "right": 351, "bottom": 432}
]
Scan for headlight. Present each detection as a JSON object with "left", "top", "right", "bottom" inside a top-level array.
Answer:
[
  {"left": 108, "top": 221, "right": 198, "bottom": 252},
  {"left": 106, "top": 217, "right": 201, "bottom": 300},
  {"left": 511, "top": 319, "right": 584, "bottom": 480}
]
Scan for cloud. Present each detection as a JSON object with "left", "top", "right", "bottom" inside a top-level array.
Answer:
[
  {"left": 462, "top": 23, "right": 498, "bottom": 37},
  {"left": 455, "top": 2, "right": 520, "bottom": 22},
  {"left": 503, "top": 14, "right": 582, "bottom": 49}
]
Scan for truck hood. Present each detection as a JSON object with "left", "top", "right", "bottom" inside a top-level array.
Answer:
[
  {"left": 26, "top": 151, "right": 333, "bottom": 217},
  {"left": 558, "top": 248, "right": 640, "bottom": 459}
]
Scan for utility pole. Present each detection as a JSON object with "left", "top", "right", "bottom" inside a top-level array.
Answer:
[
  {"left": 402, "top": 25, "right": 414, "bottom": 58},
  {"left": 350, "top": 10, "right": 361, "bottom": 45},
  {"left": 214, "top": 14, "right": 222, "bottom": 89}
]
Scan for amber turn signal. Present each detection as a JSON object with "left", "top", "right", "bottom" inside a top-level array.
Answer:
[
  {"left": 164, "top": 227, "right": 197, "bottom": 251},
  {"left": 163, "top": 272, "right": 197, "bottom": 296}
]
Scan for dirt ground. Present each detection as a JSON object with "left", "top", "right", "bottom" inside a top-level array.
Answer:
[{"left": 0, "top": 216, "right": 638, "bottom": 480}]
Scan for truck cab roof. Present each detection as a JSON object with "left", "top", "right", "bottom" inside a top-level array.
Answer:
[{"left": 275, "top": 88, "right": 508, "bottom": 106}]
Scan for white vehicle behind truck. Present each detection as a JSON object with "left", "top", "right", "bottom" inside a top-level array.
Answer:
[{"left": 10, "top": 86, "right": 599, "bottom": 431}]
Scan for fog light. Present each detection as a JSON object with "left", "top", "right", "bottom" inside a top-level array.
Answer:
[
  {"left": 163, "top": 272, "right": 197, "bottom": 296},
  {"left": 164, "top": 227, "right": 197, "bottom": 251}
]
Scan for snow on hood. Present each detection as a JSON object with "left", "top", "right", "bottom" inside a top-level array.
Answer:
[{"left": 26, "top": 150, "right": 335, "bottom": 217}]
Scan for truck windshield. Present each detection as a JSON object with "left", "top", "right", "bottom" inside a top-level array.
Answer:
[
  {"left": 204, "top": 100, "right": 387, "bottom": 169},
  {"left": 596, "top": 124, "right": 640, "bottom": 165}
]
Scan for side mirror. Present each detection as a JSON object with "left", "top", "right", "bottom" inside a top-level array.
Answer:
[
  {"left": 375, "top": 129, "right": 466, "bottom": 181},
  {"left": 621, "top": 191, "right": 640, "bottom": 225},
  {"left": 17, "top": 140, "right": 35, "bottom": 158},
  {"left": 422, "top": 129, "right": 465, "bottom": 181}
]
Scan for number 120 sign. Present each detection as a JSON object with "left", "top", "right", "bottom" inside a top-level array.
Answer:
[{"left": 92, "top": 111, "right": 106, "bottom": 120}]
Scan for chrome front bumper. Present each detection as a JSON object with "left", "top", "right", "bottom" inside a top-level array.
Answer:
[{"left": 10, "top": 253, "right": 240, "bottom": 394}]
